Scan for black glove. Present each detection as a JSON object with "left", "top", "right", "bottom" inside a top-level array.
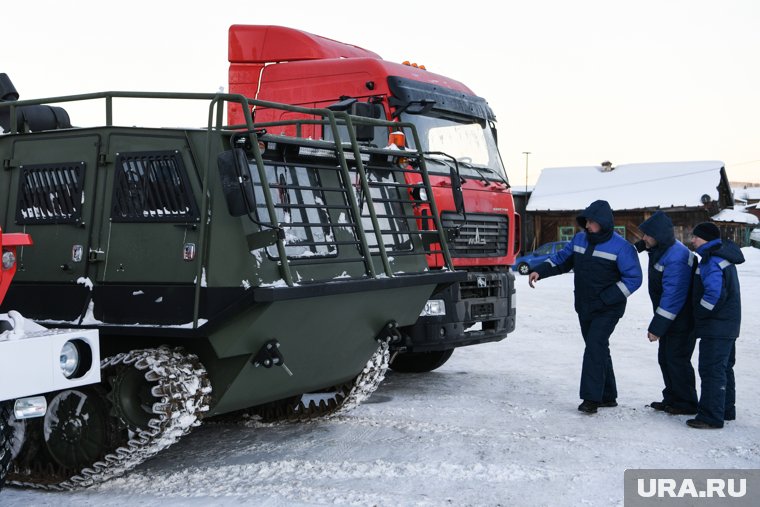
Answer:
[{"left": 634, "top": 239, "right": 647, "bottom": 253}]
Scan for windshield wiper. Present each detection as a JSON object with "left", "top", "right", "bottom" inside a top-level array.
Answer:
[
  {"left": 460, "top": 162, "right": 509, "bottom": 187},
  {"left": 456, "top": 159, "right": 491, "bottom": 186}
]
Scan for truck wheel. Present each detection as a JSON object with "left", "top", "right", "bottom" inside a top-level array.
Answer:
[
  {"left": 0, "top": 401, "right": 14, "bottom": 490},
  {"left": 389, "top": 348, "right": 454, "bottom": 373},
  {"left": 517, "top": 262, "right": 530, "bottom": 275}
]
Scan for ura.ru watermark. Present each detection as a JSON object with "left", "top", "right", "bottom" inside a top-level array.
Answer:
[{"left": 624, "top": 469, "right": 759, "bottom": 506}]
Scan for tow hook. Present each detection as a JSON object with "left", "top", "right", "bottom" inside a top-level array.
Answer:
[
  {"left": 375, "top": 320, "right": 402, "bottom": 344},
  {"left": 252, "top": 339, "right": 293, "bottom": 376}
]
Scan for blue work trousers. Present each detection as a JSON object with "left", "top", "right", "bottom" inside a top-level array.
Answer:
[
  {"left": 578, "top": 315, "right": 619, "bottom": 402},
  {"left": 658, "top": 330, "right": 698, "bottom": 411},
  {"left": 696, "top": 337, "right": 736, "bottom": 427}
]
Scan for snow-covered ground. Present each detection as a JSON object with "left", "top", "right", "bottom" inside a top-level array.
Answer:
[{"left": 3, "top": 249, "right": 759, "bottom": 506}]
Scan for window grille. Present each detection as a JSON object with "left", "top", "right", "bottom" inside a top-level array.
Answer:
[
  {"left": 16, "top": 162, "right": 85, "bottom": 224},
  {"left": 111, "top": 151, "right": 199, "bottom": 222}
]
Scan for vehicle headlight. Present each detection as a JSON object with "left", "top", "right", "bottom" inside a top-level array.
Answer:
[
  {"left": 14, "top": 396, "right": 47, "bottom": 419},
  {"left": 420, "top": 299, "right": 446, "bottom": 317},
  {"left": 2, "top": 249, "right": 16, "bottom": 270},
  {"left": 60, "top": 340, "right": 80, "bottom": 378}
]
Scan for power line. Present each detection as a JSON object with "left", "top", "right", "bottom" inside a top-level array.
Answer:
[{"left": 727, "top": 159, "right": 760, "bottom": 167}]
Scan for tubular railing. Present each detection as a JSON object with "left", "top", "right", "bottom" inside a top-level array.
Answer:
[
  {"left": 250, "top": 114, "right": 455, "bottom": 269},
  {"left": 0, "top": 92, "right": 456, "bottom": 297}
]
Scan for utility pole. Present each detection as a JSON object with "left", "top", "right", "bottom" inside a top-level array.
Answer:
[{"left": 521, "top": 152, "right": 531, "bottom": 255}]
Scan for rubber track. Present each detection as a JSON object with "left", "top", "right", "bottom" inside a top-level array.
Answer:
[
  {"left": 253, "top": 340, "right": 389, "bottom": 423},
  {"left": 7, "top": 347, "right": 211, "bottom": 490},
  {"left": 0, "top": 401, "right": 14, "bottom": 491}
]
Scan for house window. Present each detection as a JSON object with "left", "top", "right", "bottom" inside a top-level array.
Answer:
[
  {"left": 558, "top": 226, "right": 575, "bottom": 241},
  {"left": 614, "top": 225, "right": 626, "bottom": 239}
]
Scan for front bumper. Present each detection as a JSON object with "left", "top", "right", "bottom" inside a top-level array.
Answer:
[
  {"left": 0, "top": 314, "right": 100, "bottom": 402},
  {"left": 396, "top": 270, "right": 516, "bottom": 353}
]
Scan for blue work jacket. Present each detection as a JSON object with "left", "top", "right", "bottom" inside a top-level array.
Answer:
[{"left": 693, "top": 239, "right": 744, "bottom": 339}]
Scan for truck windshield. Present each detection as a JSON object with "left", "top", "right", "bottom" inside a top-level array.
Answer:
[{"left": 400, "top": 113, "right": 508, "bottom": 183}]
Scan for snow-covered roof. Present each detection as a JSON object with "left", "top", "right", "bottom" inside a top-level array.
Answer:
[
  {"left": 511, "top": 185, "right": 534, "bottom": 196},
  {"left": 527, "top": 161, "right": 725, "bottom": 212},
  {"left": 711, "top": 208, "right": 759, "bottom": 225},
  {"left": 733, "top": 186, "right": 760, "bottom": 201}
]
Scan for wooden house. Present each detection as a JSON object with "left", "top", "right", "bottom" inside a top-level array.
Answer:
[{"left": 525, "top": 161, "right": 736, "bottom": 248}]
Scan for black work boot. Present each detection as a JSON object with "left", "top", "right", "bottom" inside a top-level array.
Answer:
[
  {"left": 578, "top": 400, "right": 599, "bottom": 414},
  {"left": 665, "top": 405, "right": 698, "bottom": 416},
  {"left": 648, "top": 401, "right": 669, "bottom": 411},
  {"left": 686, "top": 419, "right": 722, "bottom": 429},
  {"left": 598, "top": 400, "right": 618, "bottom": 408}
]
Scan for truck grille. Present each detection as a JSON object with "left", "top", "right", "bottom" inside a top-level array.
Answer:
[
  {"left": 441, "top": 212, "right": 508, "bottom": 258},
  {"left": 460, "top": 276, "right": 502, "bottom": 299}
]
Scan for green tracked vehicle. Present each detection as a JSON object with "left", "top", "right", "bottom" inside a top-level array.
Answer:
[{"left": 0, "top": 75, "right": 464, "bottom": 489}]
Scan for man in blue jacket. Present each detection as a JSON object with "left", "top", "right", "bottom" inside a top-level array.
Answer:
[
  {"left": 529, "top": 200, "right": 642, "bottom": 414},
  {"left": 636, "top": 211, "right": 698, "bottom": 415},
  {"left": 688, "top": 222, "right": 744, "bottom": 429}
]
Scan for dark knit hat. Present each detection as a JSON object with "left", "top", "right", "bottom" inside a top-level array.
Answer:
[{"left": 692, "top": 222, "right": 720, "bottom": 242}]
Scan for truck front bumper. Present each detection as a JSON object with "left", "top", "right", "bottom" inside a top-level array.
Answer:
[{"left": 396, "top": 270, "right": 516, "bottom": 353}]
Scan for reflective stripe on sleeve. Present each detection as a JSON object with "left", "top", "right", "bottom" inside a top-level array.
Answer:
[
  {"left": 655, "top": 307, "right": 677, "bottom": 320},
  {"left": 653, "top": 263, "right": 664, "bottom": 272},
  {"left": 616, "top": 281, "right": 632, "bottom": 297},
  {"left": 718, "top": 259, "right": 732, "bottom": 269},
  {"left": 573, "top": 245, "right": 586, "bottom": 254},
  {"left": 700, "top": 298, "right": 715, "bottom": 310}
]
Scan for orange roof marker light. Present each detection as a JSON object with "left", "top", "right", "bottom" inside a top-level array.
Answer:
[{"left": 401, "top": 61, "right": 427, "bottom": 70}]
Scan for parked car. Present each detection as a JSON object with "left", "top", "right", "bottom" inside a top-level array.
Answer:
[{"left": 513, "top": 241, "right": 569, "bottom": 275}]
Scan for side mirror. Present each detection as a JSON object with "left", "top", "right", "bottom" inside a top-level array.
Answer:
[
  {"left": 350, "top": 102, "right": 382, "bottom": 142},
  {"left": 449, "top": 165, "right": 465, "bottom": 215},
  {"left": 217, "top": 148, "right": 256, "bottom": 217}
]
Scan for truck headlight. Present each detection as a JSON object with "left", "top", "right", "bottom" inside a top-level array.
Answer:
[
  {"left": 420, "top": 299, "right": 446, "bottom": 317},
  {"left": 60, "top": 340, "right": 80, "bottom": 378}
]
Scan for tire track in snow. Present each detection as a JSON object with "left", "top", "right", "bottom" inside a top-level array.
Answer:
[{"left": 94, "top": 459, "right": 559, "bottom": 505}]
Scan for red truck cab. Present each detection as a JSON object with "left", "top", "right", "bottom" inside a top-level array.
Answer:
[{"left": 228, "top": 25, "right": 518, "bottom": 372}]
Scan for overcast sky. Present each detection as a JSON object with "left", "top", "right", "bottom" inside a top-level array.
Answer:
[{"left": 5, "top": 0, "right": 759, "bottom": 184}]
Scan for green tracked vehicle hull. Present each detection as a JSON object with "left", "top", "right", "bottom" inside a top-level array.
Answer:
[
  {"left": 0, "top": 87, "right": 463, "bottom": 488},
  {"left": 0, "top": 124, "right": 453, "bottom": 416}
]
